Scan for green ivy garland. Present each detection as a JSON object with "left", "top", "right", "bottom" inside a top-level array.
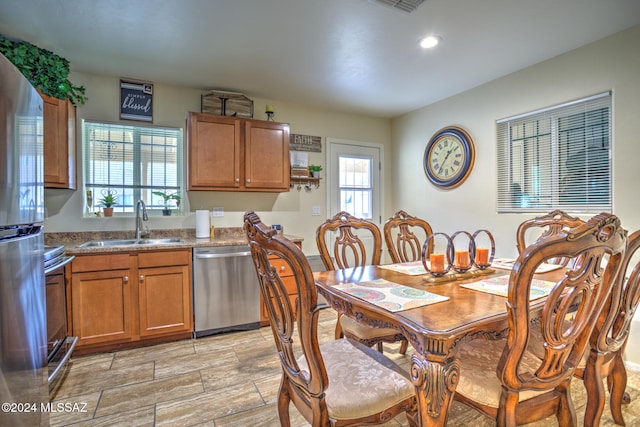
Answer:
[{"left": 0, "top": 34, "right": 87, "bottom": 105}]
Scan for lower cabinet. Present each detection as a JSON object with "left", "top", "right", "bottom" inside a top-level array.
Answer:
[
  {"left": 138, "top": 251, "right": 192, "bottom": 338},
  {"left": 70, "top": 249, "right": 192, "bottom": 352}
]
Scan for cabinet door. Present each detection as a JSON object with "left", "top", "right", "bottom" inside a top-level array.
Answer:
[
  {"left": 260, "top": 253, "right": 298, "bottom": 326},
  {"left": 71, "top": 269, "right": 134, "bottom": 347},
  {"left": 138, "top": 264, "right": 193, "bottom": 337},
  {"left": 244, "top": 120, "right": 290, "bottom": 191},
  {"left": 188, "top": 112, "right": 241, "bottom": 189},
  {"left": 42, "top": 93, "right": 76, "bottom": 189}
]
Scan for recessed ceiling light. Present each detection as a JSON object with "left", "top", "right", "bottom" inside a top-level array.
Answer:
[{"left": 420, "top": 35, "right": 440, "bottom": 49}]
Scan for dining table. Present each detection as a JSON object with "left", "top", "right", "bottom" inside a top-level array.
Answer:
[{"left": 314, "top": 262, "right": 567, "bottom": 427}]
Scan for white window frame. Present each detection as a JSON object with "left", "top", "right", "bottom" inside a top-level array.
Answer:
[
  {"left": 82, "top": 120, "right": 184, "bottom": 216},
  {"left": 496, "top": 92, "right": 612, "bottom": 214}
]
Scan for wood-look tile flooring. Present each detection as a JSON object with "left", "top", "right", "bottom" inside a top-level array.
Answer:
[{"left": 50, "top": 308, "right": 640, "bottom": 426}]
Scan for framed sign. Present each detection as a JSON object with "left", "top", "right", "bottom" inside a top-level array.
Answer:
[
  {"left": 120, "top": 80, "right": 153, "bottom": 122},
  {"left": 290, "top": 134, "right": 322, "bottom": 152}
]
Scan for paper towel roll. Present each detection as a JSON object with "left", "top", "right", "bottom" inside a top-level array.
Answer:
[{"left": 195, "top": 210, "right": 210, "bottom": 238}]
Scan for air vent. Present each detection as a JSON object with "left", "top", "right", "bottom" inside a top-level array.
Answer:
[{"left": 375, "top": 0, "right": 425, "bottom": 13}]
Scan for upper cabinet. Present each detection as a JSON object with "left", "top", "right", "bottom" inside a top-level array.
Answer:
[
  {"left": 41, "top": 92, "right": 76, "bottom": 189},
  {"left": 187, "top": 112, "right": 290, "bottom": 192}
]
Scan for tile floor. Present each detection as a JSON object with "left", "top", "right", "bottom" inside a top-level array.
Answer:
[{"left": 50, "top": 308, "right": 640, "bottom": 426}]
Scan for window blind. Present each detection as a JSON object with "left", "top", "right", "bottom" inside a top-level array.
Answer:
[
  {"left": 496, "top": 92, "right": 611, "bottom": 214},
  {"left": 83, "top": 121, "right": 183, "bottom": 214}
]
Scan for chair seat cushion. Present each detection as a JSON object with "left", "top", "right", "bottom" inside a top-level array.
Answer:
[
  {"left": 456, "top": 338, "right": 548, "bottom": 408},
  {"left": 297, "top": 338, "right": 415, "bottom": 420},
  {"left": 340, "top": 316, "right": 400, "bottom": 339}
]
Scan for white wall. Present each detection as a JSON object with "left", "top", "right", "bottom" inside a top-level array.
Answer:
[
  {"left": 390, "top": 25, "right": 640, "bottom": 366},
  {"left": 43, "top": 74, "right": 392, "bottom": 256},
  {"left": 390, "top": 25, "right": 640, "bottom": 258}
]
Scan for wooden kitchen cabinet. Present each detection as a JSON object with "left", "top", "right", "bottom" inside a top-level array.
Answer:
[
  {"left": 187, "top": 112, "right": 290, "bottom": 192},
  {"left": 69, "top": 249, "right": 192, "bottom": 353},
  {"left": 70, "top": 253, "right": 134, "bottom": 348},
  {"left": 41, "top": 92, "right": 76, "bottom": 189},
  {"left": 137, "top": 250, "right": 193, "bottom": 338}
]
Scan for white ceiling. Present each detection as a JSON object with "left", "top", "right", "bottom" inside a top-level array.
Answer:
[{"left": 1, "top": 0, "right": 639, "bottom": 118}]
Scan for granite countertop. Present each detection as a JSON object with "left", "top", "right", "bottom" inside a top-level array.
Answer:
[{"left": 45, "top": 228, "right": 303, "bottom": 255}]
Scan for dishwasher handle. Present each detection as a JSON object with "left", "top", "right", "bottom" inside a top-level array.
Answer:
[{"left": 195, "top": 250, "right": 252, "bottom": 259}]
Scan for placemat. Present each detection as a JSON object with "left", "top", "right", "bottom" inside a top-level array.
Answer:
[
  {"left": 461, "top": 275, "right": 556, "bottom": 300},
  {"left": 378, "top": 261, "right": 428, "bottom": 275},
  {"left": 334, "top": 279, "right": 449, "bottom": 312},
  {"left": 492, "top": 258, "right": 563, "bottom": 273}
]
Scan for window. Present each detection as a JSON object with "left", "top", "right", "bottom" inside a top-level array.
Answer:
[
  {"left": 83, "top": 121, "right": 183, "bottom": 215},
  {"left": 496, "top": 92, "right": 611, "bottom": 213},
  {"left": 338, "top": 155, "right": 374, "bottom": 219}
]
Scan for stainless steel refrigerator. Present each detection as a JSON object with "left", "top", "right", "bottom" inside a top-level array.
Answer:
[{"left": 0, "top": 53, "right": 47, "bottom": 426}]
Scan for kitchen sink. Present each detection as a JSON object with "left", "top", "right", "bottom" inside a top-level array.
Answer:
[{"left": 78, "top": 237, "right": 185, "bottom": 248}]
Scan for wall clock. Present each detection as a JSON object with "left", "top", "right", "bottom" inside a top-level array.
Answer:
[{"left": 423, "top": 126, "right": 475, "bottom": 190}]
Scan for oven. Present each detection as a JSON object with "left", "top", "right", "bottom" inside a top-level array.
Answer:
[{"left": 44, "top": 245, "right": 77, "bottom": 389}]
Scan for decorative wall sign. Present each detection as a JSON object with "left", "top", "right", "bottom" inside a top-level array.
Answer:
[
  {"left": 290, "top": 134, "right": 322, "bottom": 152},
  {"left": 201, "top": 90, "right": 254, "bottom": 118},
  {"left": 120, "top": 80, "right": 153, "bottom": 122}
]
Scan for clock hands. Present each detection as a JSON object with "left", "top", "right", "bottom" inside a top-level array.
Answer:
[{"left": 438, "top": 147, "right": 455, "bottom": 174}]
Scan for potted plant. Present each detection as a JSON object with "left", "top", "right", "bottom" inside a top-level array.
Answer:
[
  {"left": 309, "top": 164, "right": 323, "bottom": 178},
  {"left": 98, "top": 189, "right": 118, "bottom": 217},
  {"left": 152, "top": 191, "right": 181, "bottom": 216}
]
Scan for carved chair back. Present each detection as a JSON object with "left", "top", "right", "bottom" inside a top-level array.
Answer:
[
  {"left": 582, "top": 229, "right": 640, "bottom": 425},
  {"left": 316, "top": 211, "right": 408, "bottom": 353},
  {"left": 383, "top": 210, "right": 434, "bottom": 263},
  {"left": 497, "top": 213, "right": 627, "bottom": 423},
  {"left": 316, "top": 211, "right": 382, "bottom": 270},
  {"left": 516, "top": 210, "right": 586, "bottom": 267},
  {"left": 245, "top": 212, "right": 329, "bottom": 406}
]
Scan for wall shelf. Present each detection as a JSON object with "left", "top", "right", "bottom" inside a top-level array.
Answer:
[{"left": 290, "top": 176, "right": 321, "bottom": 191}]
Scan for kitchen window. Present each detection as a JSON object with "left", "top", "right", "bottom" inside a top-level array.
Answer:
[
  {"left": 82, "top": 120, "right": 183, "bottom": 215},
  {"left": 496, "top": 92, "right": 611, "bottom": 214}
]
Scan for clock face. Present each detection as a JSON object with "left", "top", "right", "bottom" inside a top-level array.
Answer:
[{"left": 423, "top": 127, "right": 475, "bottom": 189}]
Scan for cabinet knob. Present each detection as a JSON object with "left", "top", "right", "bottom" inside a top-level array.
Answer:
[
  {"left": 139, "top": 275, "right": 144, "bottom": 281},
  {"left": 235, "top": 178, "right": 240, "bottom": 183},
  {"left": 246, "top": 179, "right": 251, "bottom": 183},
  {"left": 280, "top": 266, "right": 285, "bottom": 272},
  {"left": 123, "top": 276, "right": 129, "bottom": 283}
]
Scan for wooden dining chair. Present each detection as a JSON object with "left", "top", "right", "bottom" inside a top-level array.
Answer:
[
  {"left": 244, "top": 212, "right": 418, "bottom": 427},
  {"left": 579, "top": 229, "right": 640, "bottom": 427},
  {"left": 383, "top": 210, "right": 434, "bottom": 264},
  {"left": 516, "top": 209, "right": 585, "bottom": 267},
  {"left": 453, "top": 212, "right": 627, "bottom": 426},
  {"left": 316, "top": 211, "right": 408, "bottom": 354}
]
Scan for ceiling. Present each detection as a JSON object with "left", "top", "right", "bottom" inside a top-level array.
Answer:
[{"left": 1, "top": 0, "right": 639, "bottom": 118}]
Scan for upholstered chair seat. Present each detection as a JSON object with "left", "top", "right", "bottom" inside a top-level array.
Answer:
[
  {"left": 297, "top": 338, "right": 415, "bottom": 420},
  {"left": 456, "top": 338, "right": 549, "bottom": 408}
]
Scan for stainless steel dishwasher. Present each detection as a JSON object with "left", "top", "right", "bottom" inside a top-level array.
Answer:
[{"left": 193, "top": 245, "right": 261, "bottom": 337}]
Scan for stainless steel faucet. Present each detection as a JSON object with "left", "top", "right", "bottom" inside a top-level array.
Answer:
[{"left": 135, "top": 199, "right": 149, "bottom": 240}]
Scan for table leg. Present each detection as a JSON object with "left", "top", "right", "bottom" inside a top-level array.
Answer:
[{"left": 409, "top": 353, "right": 460, "bottom": 426}]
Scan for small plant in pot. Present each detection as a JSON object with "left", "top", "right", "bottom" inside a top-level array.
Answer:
[
  {"left": 309, "top": 164, "right": 323, "bottom": 178},
  {"left": 98, "top": 189, "right": 118, "bottom": 217},
  {"left": 152, "top": 191, "right": 181, "bottom": 216}
]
